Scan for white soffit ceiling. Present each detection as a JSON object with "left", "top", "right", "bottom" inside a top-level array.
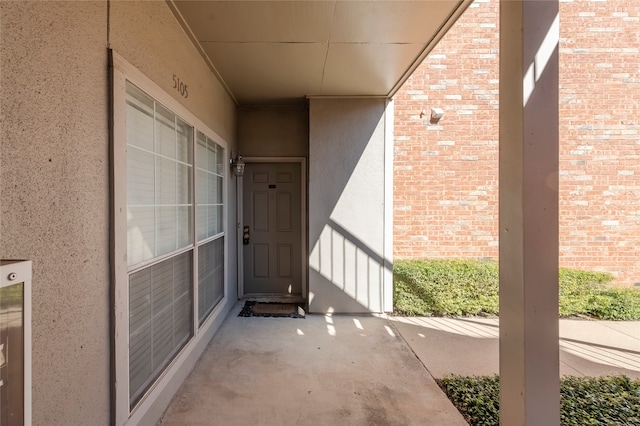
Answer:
[{"left": 169, "top": 0, "right": 471, "bottom": 106}]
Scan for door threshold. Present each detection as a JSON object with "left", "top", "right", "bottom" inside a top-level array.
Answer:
[{"left": 241, "top": 294, "right": 306, "bottom": 304}]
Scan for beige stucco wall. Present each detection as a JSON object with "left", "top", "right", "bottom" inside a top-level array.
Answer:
[
  {"left": 1, "top": 2, "right": 111, "bottom": 423},
  {"left": 0, "top": 1, "right": 236, "bottom": 424},
  {"left": 237, "top": 107, "right": 309, "bottom": 158},
  {"left": 308, "top": 98, "right": 392, "bottom": 313},
  {"left": 109, "top": 1, "right": 236, "bottom": 142}
]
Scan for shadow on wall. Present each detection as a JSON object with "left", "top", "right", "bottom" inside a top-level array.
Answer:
[
  {"left": 310, "top": 219, "right": 393, "bottom": 314},
  {"left": 309, "top": 98, "right": 392, "bottom": 313}
]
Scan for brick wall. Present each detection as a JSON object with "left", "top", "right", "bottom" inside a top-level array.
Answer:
[{"left": 393, "top": 0, "right": 640, "bottom": 285}]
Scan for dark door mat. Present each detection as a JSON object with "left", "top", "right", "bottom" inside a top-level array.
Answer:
[{"left": 238, "top": 301, "right": 305, "bottom": 318}]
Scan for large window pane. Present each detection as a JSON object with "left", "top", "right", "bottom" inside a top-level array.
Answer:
[
  {"left": 198, "top": 237, "right": 224, "bottom": 325},
  {"left": 195, "top": 131, "right": 224, "bottom": 241},
  {"left": 129, "top": 251, "right": 193, "bottom": 408},
  {"left": 126, "top": 82, "right": 193, "bottom": 267},
  {"left": 123, "top": 80, "right": 225, "bottom": 415}
]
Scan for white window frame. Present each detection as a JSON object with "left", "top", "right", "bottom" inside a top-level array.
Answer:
[{"left": 110, "top": 51, "right": 229, "bottom": 425}]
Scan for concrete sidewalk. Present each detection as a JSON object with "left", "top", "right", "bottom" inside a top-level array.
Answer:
[{"left": 390, "top": 316, "right": 640, "bottom": 379}]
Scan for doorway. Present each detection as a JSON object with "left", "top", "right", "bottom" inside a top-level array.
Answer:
[{"left": 238, "top": 158, "right": 306, "bottom": 299}]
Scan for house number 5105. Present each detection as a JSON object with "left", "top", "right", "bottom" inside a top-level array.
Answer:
[{"left": 173, "top": 74, "right": 189, "bottom": 98}]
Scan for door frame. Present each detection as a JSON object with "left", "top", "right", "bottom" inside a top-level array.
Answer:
[{"left": 236, "top": 157, "right": 307, "bottom": 299}]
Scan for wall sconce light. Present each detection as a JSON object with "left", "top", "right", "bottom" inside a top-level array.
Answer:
[
  {"left": 230, "top": 154, "right": 245, "bottom": 177},
  {"left": 430, "top": 107, "right": 444, "bottom": 124}
]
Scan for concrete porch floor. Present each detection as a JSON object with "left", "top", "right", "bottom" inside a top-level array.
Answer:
[
  {"left": 158, "top": 302, "right": 467, "bottom": 426},
  {"left": 159, "top": 303, "right": 639, "bottom": 425}
]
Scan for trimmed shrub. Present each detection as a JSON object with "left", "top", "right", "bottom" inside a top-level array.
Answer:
[
  {"left": 394, "top": 259, "right": 499, "bottom": 316},
  {"left": 393, "top": 259, "right": 640, "bottom": 320},
  {"left": 438, "top": 375, "right": 499, "bottom": 426},
  {"left": 437, "top": 375, "right": 640, "bottom": 426},
  {"left": 558, "top": 268, "right": 615, "bottom": 317}
]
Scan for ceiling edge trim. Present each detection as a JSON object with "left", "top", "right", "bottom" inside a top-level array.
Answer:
[
  {"left": 306, "top": 95, "right": 389, "bottom": 100},
  {"left": 238, "top": 104, "right": 309, "bottom": 111},
  {"left": 387, "top": 0, "right": 474, "bottom": 99},
  {"left": 165, "top": 0, "right": 239, "bottom": 107}
]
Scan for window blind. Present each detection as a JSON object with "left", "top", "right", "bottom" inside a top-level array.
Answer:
[
  {"left": 126, "top": 84, "right": 193, "bottom": 267},
  {"left": 196, "top": 131, "right": 224, "bottom": 242},
  {"left": 129, "top": 251, "right": 192, "bottom": 407},
  {"left": 123, "top": 80, "right": 225, "bottom": 410},
  {"left": 198, "top": 237, "right": 224, "bottom": 325}
]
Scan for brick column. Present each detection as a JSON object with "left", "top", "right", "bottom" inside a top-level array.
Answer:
[{"left": 499, "top": 1, "right": 560, "bottom": 424}]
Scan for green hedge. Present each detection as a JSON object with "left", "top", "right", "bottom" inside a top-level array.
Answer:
[
  {"left": 437, "top": 375, "right": 640, "bottom": 426},
  {"left": 393, "top": 259, "right": 640, "bottom": 320}
]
